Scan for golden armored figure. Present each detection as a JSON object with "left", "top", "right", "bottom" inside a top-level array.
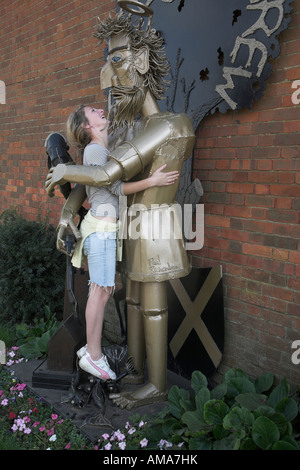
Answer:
[{"left": 46, "top": 4, "right": 195, "bottom": 409}]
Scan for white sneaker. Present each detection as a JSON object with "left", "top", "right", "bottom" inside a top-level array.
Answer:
[
  {"left": 79, "top": 352, "right": 116, "bottom": 380},
  {"left": 77, "top": 345, "right": 87, "bottom": 359}
]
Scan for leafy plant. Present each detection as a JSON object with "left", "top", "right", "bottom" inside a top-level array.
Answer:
[
  {"left": 15, "top": 306, "right": 61, "bottom": 360},
  {"left": 0, "top": 208, "right": 65, "bottom": 324},
  {"left": 125, "top": 368, "right": 300, "bottom": 450}
]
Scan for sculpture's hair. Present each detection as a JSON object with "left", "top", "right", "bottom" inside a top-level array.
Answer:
[
  {"left": 94, "top": 11, "right": 170, "bottom": 100},
  {"left": 66, "top": 104, "right": 91, "bottom": 157}
]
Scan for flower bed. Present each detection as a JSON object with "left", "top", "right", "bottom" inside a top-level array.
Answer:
[
  {"left": 0, "top": 349, "right": 94, "bottom": 450},
  {"left": 2, "top": 346, "right": 300, "bottom": 451},
  {"left": 0, "top": 347, "right": 176, "bottom": 451}
]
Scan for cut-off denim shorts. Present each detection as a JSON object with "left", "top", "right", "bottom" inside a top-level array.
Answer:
[{"left": 83, "top": 231, "right": 116, "bottom": 290}]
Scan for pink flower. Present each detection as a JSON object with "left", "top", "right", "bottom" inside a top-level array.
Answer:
[
  {"left": 39, "top": 426, "right": 46, "bottom": 432},
  {"left": 1, "top": 399, "right": 8, "bottom": 406},
  {"left": 65, "top": 442, "right": 71, "bottom": 449},
  {"left": 24, "top": 428, "right": 31, "bottom": 434},
  {"left": 10, "top": 383, "right": 26, "bottom": 392},
  {"left": 47, "top": 427, "right": 55, "bottom": 436},
  {"left": 51, "top": 413, "right": 58, "bottom": 420}
]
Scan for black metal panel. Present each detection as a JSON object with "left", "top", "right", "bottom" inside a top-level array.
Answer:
[
  {"left": 167, "top": 267, "right": 224, "bottom": 380},
  {"left": 147, "top": 0, "right": 294, "bottom": 126}
]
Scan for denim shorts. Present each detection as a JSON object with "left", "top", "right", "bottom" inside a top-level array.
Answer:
[{"left": 83, "top": 232, "right": 116, "bottom": 288}]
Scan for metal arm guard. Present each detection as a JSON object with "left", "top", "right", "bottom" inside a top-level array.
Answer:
[{"left": 45, "top": 132, "right": 74, "bottom": 169}]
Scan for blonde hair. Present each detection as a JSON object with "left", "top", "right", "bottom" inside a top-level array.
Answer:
[{"left": 66, "top": 104, "right": 91, "bottom": 157}]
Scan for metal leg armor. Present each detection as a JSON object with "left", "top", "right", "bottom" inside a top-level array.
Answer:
[
  {"left": 141, "top": 281, "right": 168, "bottom": 394},
  {"left": 122, "top": 279, "right": 145, "bottom": 384},
  {"left": 109, "top": 281, "right": 168, "bottom": 410}
]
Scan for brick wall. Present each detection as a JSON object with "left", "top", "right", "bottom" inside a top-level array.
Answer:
[
  {"left": 0, "top": 0, "right": 300, "bottom": 389},
  {"left": 0, "top": 0, "right": 115, "bottom": 221},
  {"left": 192, "top": 1, "right": 300, "bottom": 389}
]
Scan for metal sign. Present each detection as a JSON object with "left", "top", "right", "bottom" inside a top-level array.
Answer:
[
  {"left": 167, "top": 266, "right": 224, "bottom": 379},
  {"left": 146, "top": 0, "right": 294, "bottom": 126}
]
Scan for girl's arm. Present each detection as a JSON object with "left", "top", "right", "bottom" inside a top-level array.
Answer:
[{"left": 122, "top": 164, "right": 179, "bottom": 196}]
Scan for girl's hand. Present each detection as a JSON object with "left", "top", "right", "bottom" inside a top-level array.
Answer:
[{"left": 149, "top": 164, "right": 179, "bottom": 187}]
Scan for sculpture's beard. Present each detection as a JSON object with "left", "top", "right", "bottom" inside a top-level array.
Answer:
[{"left": 108, "top": 84, "right": 146, "bottom": 132}]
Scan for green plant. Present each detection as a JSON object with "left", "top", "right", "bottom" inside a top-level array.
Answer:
[
  {"left": 15, "top": 306, "right": 61, "bottom": 360},
  {"left": 0, "top": 208, "right": 66, "bottom": 324},
  {"left": 145, "top": 368, "right": 300, "bottom": 450},
  {"left": 100, "top": 368, "right": 299, "bottom": 451},
  {"left": 0, "top": 324, "right": 16, "bottom": 350}
]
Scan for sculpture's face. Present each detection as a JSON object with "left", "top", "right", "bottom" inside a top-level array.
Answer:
[
  {"left": 101, "top": 33, "right": 147, "bottom": 90},
  {"left": 100, "top": 32, "right": 150, "bottom": 129}
]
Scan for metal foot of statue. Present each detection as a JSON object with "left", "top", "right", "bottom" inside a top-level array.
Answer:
[
  {"left": 109, "top": 383, "right": 168, "bottom": 411},
  {"left": 61, "top": 345, "right": 138, "bottom": 427}
]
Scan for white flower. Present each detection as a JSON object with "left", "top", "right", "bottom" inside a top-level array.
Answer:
[
  {"left": 127, "top": 427, "right": 136, "bottom": 435},
  {"left": 49, "top": 434, "right": 57, "bottom": 442}
]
